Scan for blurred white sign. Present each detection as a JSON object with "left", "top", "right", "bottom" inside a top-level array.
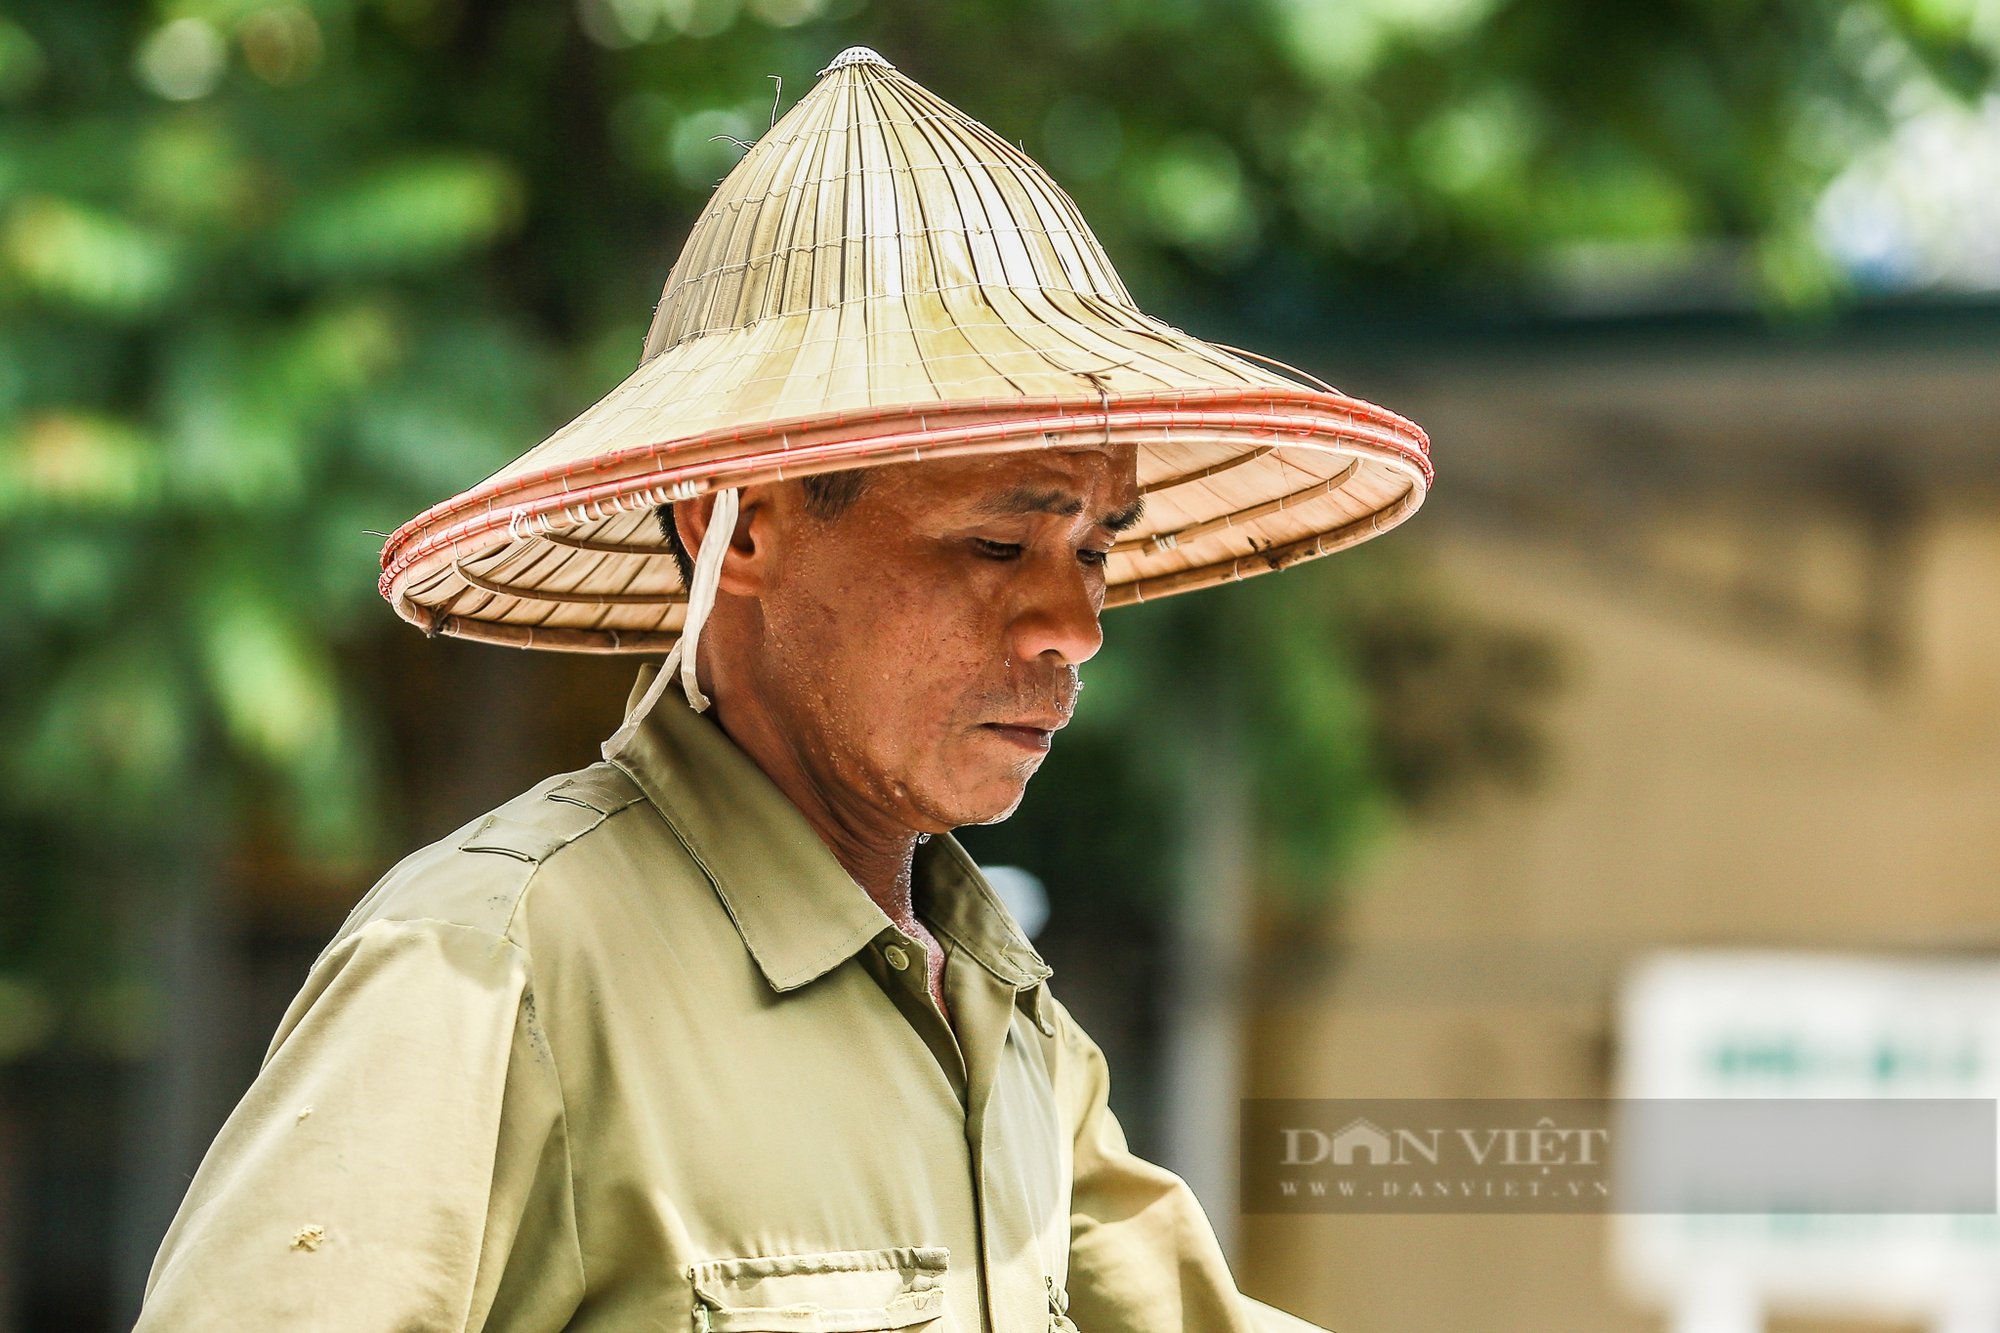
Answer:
[
  {"left": 981, "top": 864, "right": 1048, "bottom": 940},
  {"left": 1615, "top": 950, "right": 2000, "bottom": 1331}
]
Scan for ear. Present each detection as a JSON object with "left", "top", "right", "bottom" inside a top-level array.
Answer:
[{"left": 671, "top": 485, "right": 776, "bottom": 598}]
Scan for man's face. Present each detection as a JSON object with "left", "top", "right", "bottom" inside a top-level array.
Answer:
[{"left": 735, "top": 444, "right": 1142, "bottom": 832}]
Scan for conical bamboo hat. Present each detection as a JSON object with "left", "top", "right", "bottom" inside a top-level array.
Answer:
[{"left": 379, "top": 46, "right": 1432, "bottom": 653}]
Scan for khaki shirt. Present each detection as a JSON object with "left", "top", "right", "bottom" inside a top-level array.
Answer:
[{"left": 139, "top": 671, "right": 1326, "bottom": 1332}]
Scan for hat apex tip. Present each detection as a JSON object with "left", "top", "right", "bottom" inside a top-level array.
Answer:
[{"left": 817, "top": 46, "right": 894, "bottom": 77}]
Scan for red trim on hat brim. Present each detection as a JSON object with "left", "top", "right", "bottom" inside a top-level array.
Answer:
[{"left": 377, "top": 386, "right": 1432, "bottom": 640}]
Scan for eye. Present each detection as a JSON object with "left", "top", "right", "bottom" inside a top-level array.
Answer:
[
  {"left": 972, "top": 538, "right": 1023, "bottom": 560},
  {"left": 1078, "top": 547, "right": 1110, "bottom": 568}
]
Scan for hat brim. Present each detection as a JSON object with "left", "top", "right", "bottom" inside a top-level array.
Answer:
[{"left": 379, "top": 373, "right": 1429, "bottom": 653}]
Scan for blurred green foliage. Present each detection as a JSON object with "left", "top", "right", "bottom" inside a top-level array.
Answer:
[{"left": 0, "top": 0, "right": 1993, "bottom": 1047}]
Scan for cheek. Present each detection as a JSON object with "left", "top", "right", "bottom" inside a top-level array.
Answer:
[
  {"left": 841, "top": 566, "right": 990, "bottom": 715},
  {"left": 778, "top": 556, "right": 991, "bottom": 747}
]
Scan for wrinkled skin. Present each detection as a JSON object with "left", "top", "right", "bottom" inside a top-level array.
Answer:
[{"left": 671, "top": 444, "right": 1142, "bottom": 1018}]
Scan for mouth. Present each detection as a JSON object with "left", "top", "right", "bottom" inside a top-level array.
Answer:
[{"left": 979, "top": 720, "right": 1061, "bottom": 752}]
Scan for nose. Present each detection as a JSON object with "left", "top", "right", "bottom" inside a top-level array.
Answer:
[{"left": 1007, "top": 556, "right": 1105, "bottom": 668}]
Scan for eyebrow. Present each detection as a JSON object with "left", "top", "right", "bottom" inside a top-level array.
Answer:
[{"left": 979, "top": 485, "right": 1146, "bottom": 534}]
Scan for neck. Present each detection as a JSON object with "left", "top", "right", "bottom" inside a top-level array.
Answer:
[{"left": 705, "top": 673, "right": 924, "bottom": 927}]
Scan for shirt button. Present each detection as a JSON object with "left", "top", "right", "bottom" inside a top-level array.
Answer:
[{"left": 882, "top": 944, "right": 910, "bottom": 971}]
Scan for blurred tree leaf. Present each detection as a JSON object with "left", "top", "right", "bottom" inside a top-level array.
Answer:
[
  {"left": 2, "top": 196, "right": 183, "bottom": 315},
  {"left": 272, "top": 155, "right": 525, "bottom": 279}
]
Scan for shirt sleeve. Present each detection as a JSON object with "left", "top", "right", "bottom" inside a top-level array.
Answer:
[
  {"left": 1056, "top": 1000, "right": 1333, "bottom": 1333},
  {"left": 136, "top": 917, "right": 582, "bottom": 1332}
]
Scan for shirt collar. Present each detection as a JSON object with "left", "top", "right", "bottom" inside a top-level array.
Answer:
[{"left": 606, "top": 665, "right": 1053, "bottom": 995}]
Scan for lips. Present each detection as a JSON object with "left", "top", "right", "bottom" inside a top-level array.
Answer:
[
  {"left": 992, "top": 714, "right": 1069, "bottom": 732},
  {"left": 980, "top": 720, "right": 1062, "bottom": 751}
]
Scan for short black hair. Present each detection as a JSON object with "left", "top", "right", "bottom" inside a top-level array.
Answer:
[{"left": 655, "top": 469, "right": 870, "bottom": 586}]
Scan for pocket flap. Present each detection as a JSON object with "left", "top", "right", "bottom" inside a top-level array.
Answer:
[{"left": 690, "top": 1246, "right": 948, "bottom": 1333}]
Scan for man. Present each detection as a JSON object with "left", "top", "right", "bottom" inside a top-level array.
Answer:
[{"left": 139, "top": 46, "right": 1429, "bottom": 1331}]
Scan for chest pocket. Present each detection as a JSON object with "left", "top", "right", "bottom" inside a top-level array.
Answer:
[{"left": 689, "top": 1246, "right": 949, "bottom": 1332}]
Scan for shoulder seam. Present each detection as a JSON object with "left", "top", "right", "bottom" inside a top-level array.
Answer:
[
  {"left": 498, "top": 800, "right": 651, "bottom": 943},
  {"left": 456, "top": 765, "right": 647, "bottom": 866},
  {"left": 320, "top": 915, "right": 531, "bottom": 973}
]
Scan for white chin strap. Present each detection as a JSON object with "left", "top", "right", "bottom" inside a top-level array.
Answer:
[{"left": 601, "top": 486, "right": 739, "bottom": 760}]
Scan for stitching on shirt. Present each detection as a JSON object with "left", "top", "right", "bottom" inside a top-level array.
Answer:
[
  {"left": 460, "top": 813, "right": 570, "bottom": 863},
  {"left": 545, "top": 767, "right": 647, "bottom": 817},
  {"left": 689, "top": 1245, "right": 951, "bottom": 1283},
  {"left": 458, "top": 774, "right": 626, "bottom": 868},
  {"left": 779, "top": 924, "right": 897, "bottom": 991},
  {"left": 462, "top": 775, "right": 637, "bottom": 870}
]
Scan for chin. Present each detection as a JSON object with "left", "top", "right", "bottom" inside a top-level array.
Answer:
[
  {"left": 905, "top": 744, "right": 1042, "bottom": 829},
  {"left": 961, "top": 781, "right": 1037, "bottom": 827},
  {"left": 918, "top": 779, "right": 1033, "bottom": 830}
]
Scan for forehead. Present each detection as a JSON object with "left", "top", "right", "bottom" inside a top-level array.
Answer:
[{"left": 863, "top": 444, "right": 1140, "bottom": 510}]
